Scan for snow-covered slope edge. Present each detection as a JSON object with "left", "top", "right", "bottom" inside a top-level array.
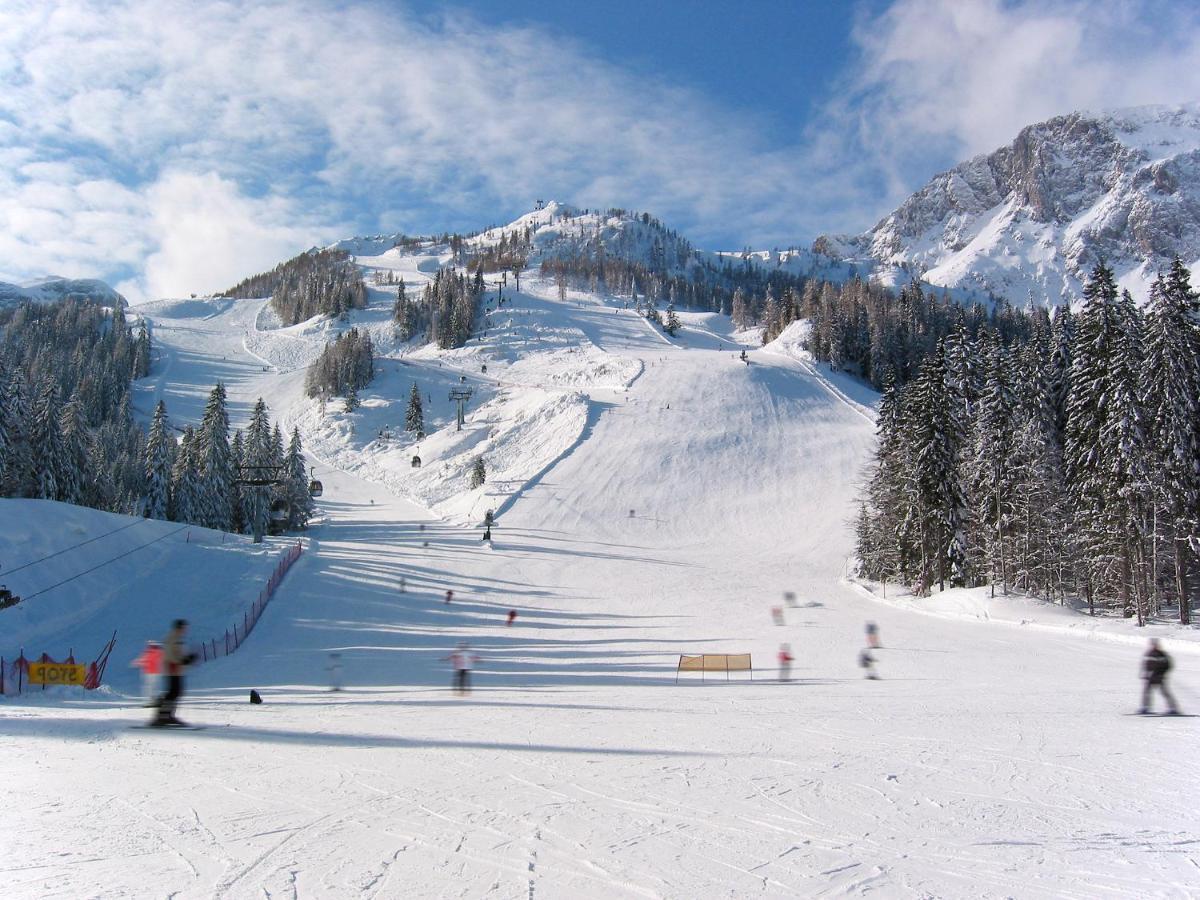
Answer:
[{"left": 0, "top": 275, "right": 126, "bottom": 308}]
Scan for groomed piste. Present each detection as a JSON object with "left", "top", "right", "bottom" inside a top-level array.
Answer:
[{"left": 2, "top": 218, "right": 1197, "bottom": 898}]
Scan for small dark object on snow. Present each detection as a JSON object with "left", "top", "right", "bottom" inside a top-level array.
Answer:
[{"left": 249, "top": 690, "right": 263, "bottom": 705}]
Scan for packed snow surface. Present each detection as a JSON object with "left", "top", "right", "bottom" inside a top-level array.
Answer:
[{"left": 2, "top": 245, "right": 1198, "bottom": 898}]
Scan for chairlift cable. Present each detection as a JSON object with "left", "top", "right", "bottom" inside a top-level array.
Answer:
[{"left": 0, "top": 517, "right": 148, "bottom": 579}]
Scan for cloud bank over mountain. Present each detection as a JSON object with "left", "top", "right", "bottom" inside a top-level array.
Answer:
[{"left": 1, "top": 0, "right": 1197, "bottom": 301}]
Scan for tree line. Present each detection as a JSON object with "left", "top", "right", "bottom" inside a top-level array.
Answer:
[
  {"left": 224, "top": 249, "right": 368, "bottom": 325},
  {"left": 146, "top": 385, "right": 313, "bottom": 536},
  {"left": 393, "top": 267, "right": 483, "bottom": 350},
  {"left": 304, "top": 328, "right": 375, "bottom": 402},
  {"left": 0, "top": 299, "right": 150, "bottom": 513},
  {"left": 855, "top": 259, "right": 1200, "bottom": 626}
]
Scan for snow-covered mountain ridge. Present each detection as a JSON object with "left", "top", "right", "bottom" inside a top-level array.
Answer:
[
  {"left": 0, "top": 275, "right": 125, "bottom": 308},
  {"left": 816, "top": 103, "right": 1200, "bottom": 305}
]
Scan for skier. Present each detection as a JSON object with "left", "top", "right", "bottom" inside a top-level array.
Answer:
[
  {"left": 131, "top": 640, "right": 162, "bottom": 708},
  {"left": 445, "top": 589, "right": 454, "bottom": 604},
  {"left": 444, "top": 642, "right": 479, "bottom": 695},
  {"left": 153, "top": 619, "right": 197, "bottom": 726},
  {"left": 327, "top": 652, "right": 343, "bottom": 692},
  {"left": 1139, "top": 639, "right": 1180, "bottom": 715},
  {"left": 778, "top": 643, "right": 794, "bottom": 682},
  {"left": 506, "top": 609, "right": 517, "bottom": 626},
  {"left": 860, "top": 648, "right": 878, "bottom": 680},
  {"left": 865, "top": 621, "right": 881, "bottom": 649}
]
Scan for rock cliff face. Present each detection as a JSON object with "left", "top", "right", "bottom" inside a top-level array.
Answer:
[{"left": 818, "top": 104, "right": 1200, "bottom": 305}]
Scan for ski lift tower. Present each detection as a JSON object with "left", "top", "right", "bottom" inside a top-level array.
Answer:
[{"left": 449, "top": 378, "right": 473, "bottom": 432}]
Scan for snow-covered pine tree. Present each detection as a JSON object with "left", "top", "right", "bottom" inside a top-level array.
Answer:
[
  {"left": 1065, "top": 261, "right": 1121, "bottom": 614},
  {"left": 58, "top": 391, "right": 90, "bottom": 505},
  {"left": 1142, "top": 260, "right": 1200, "bottom": 623},
  {"left": 144, "top": 400, "right": 174, "bottom": 521},
  {"left": 731, "top": 288, "right": 748, "bottom": 330},
  {"left": 405, "top": 382, "right": 424, "bottom": 434},
  {"left": 664, "top": 303, "right": 681, "bottom": 336},
  {"left": 470, "top": 455, "right": 486, "bottom": 489},
  {"left": 230, "top": 430, "right": 246, "bottom": 534},
  {"left": 343, "top": 388, "right": 360, "bottom": 413},
  {"left": 133, "top": 321, "right": 151, "bottom": 379},
  {"left": 170, "top": 426, "right": 201, "bottom": 524},
  {"left": 196, "top": 383, "right": 235, "bottom": 531},
  {"left": 0, "top": 361, "right": 9, "bottom": 493},
  {"left": 1101, "top": 288, "right": 1150, "bottom": 621},
  {"left": 3, "top": 368, "right": 32, "bottom": 497},
  {"left": 30, "top": 377, "right": 65, "bottom": 501},
  {"left": 908, "top": 341, "right": 970, "bottom": 592},
  {"left": 284, "top": 427, "right": 313, "bottom": 529},
  {"left": 243, "top": 398, "right": 274, "bottom": 541},
  {"left": 969, "top": 330, "right": 1016, "bottom": 594}
]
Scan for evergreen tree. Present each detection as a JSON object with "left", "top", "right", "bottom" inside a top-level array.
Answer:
[
  {"left": 284, "top": 427, "right": 313, "bottom": 529},
  {"left": 969, "top": 331, "right": 1016, "bottom": 593},
  {"left": 58, "top": 391, "right": 90, "bottom": 505},
  {"left": 196, "top": 383, "right": 235, "bottom": 531},
  {"left": 664, "top": 303, "right": 681, "bottom": 336},
  {"left": 243, "top": 399, "right": 274, "bottom": 541},
  {"left": 1065, "top": 261, "right": 1122, "bottom": 614},
  {"left": 1143, "top": 260, "right": 1200, "bottom": 623},
  {"left": 405, "top": 383, "right": 424, "bottom": 434},
  {"left": 170, "top": 426, "right": 201, "bottom": 524},
  {"left": 144, "top": 400, "right": 174, "bottom": 521},
  {"left": 3, "top": 368, "right": 32, "bottom": 496},
  {"left": 30, "top": 378, "right": 64, "bottom": 501},
  {"left": 230, "top": 429, "right": 246, "bottom": 534},
  {"left": 470, "top": 455, "right": 487, "bottom": 488}
]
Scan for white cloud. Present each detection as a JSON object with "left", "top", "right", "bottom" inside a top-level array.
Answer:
[
  {"left": 823, "top": 0, "right": 1200, "bottom": 223},
  {"left": 0, "top": 0, "right": 1197, "bottom": 294},
  {"left": 138, "top": 171, "right": 337, "bottom": 301}
]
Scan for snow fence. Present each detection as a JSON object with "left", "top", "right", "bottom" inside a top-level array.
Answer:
[{"left": 195, "top": 540, "right": 304, "bottom": 664}]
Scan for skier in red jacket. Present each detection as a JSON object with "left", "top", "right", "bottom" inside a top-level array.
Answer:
[{"left": 778, "top": 643, "right": 794, "bottom": 682}]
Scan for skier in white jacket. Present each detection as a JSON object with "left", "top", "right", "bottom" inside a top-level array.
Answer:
[{"left": 444, "top": 642, "right": 479, "bottom": 695}]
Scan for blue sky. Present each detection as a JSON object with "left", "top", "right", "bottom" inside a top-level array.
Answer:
[{"left": 1, "top": 0, "right": 1198, "bottom": 301}]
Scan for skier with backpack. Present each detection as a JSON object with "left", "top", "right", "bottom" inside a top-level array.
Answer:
[{"left": 1139, "top": 639, "right": 1180, "bottom": 715}]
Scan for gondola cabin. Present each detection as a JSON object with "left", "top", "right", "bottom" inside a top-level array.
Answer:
[
  {"left": 411, "top": 454, "right": 422, "bottom": 468},
  {"left": 308, "top": 479, "right": 323, "bottom": 497},
  {"left": 269, "top": 499, "right": 290, "bottom": 523}
]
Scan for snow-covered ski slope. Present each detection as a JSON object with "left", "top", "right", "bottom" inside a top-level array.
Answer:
[{"left": 3, "top": 239, "right": 1199, "bottom": 899}]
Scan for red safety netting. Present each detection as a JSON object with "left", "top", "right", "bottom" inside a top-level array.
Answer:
[
  {"left": 194, "top": 541, "right": 303, "bottom": 665},
  {"left": 1, "top": 630, "right": 116, "bottom": 695}
]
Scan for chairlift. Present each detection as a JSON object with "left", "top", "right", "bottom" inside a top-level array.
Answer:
[{"left": 269, "top": 499, "right": 290, "bottom": 523}]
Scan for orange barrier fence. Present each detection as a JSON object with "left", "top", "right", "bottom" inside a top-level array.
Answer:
[{"left": 676, "top": 653, "right": 753, "bottom": 682}]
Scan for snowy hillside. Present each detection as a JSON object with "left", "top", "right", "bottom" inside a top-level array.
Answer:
[
  {"left": 3, "top": 236, "right": 1199, "bottom": 898},
  {"left": 0, "top": 500, "right": 296, "bottom": 692},
  {"left": 816, "top": 103, "right": 1200, "bottom": 305},
  {"left": 0, "top": 275, "right": 125, "bottom": 308}
]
